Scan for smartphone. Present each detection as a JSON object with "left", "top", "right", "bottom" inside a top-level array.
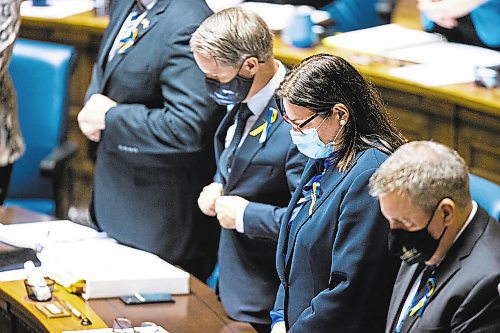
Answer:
[{"left": 119, "top": 293, "right": 174, "bottom": 305}]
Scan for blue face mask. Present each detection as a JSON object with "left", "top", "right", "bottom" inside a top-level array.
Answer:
[
  {"left": 289, "top": 117, "right": 344, "bottom": 159},
  {"left": 205, "top": 74, "right": 254, "bottom": 105},
  {"left": 290, "top": 127, "right": 334, "bottom": 159}
]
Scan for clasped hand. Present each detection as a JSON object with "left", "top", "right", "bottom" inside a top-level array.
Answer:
[
  {"left": 78, "top": 94, "right": 117, "bottom": 142},
  {"left": 197, "top": 182, "right": 248, "bottom": 229}
]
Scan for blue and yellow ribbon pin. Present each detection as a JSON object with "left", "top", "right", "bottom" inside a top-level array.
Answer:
[{"left": 249, "top": 107, "right": 278, "bottom": 143}]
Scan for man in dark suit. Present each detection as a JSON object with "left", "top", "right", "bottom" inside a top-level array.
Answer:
[
  {"left": 190, "top": 8, "right": 306, "bottom": 333},
  {"left": 77, "top": 0, "right": 222, "bottom": 280},
  {"left": 369, "top": 141, "right": 500, "bottom": 333}
]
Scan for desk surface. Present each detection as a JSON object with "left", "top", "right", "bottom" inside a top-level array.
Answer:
[{"left": 0, "top": 206, "right": 256, "bottom": 333}]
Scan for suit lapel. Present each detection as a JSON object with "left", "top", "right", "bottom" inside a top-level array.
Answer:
[
  {"left": 97, "top": 1, "right": 134, "bottom": 75},
  {"left": 214, "top": 105, "right": 239, "bottom": 165},
  {"left": 276, "top": 159, "right": 315, "bottom": 280},
  {"left": 283, "top": 151, "right": 367, "bottom": 269},
  {"left": 387, "top": 263, "right": 419, "bottom": 332},
  {"left": 100, "top": 0, "right": 171, "bottom": 91},
  {"left": 420, "top": 207, "right": 490, "bottom": 305},
  {"left": 224, "top": 99, "right": 281, "bottom": 192}
]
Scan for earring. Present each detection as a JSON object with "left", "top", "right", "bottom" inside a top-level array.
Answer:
[{"left": 339, "top": 120, "right": 346, "bottom": 126}]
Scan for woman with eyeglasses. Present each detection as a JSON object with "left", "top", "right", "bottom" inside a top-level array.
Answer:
[{"left": 270, "top": 54, "right": 406, "bottom": 333}]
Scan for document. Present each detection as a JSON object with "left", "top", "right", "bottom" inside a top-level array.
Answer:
[
  {"left": 39, "top": 239, "right": 190, "bottom": 299},
  {"left": 390, "top": 64, "right": 476, "bottom": 87},
  {"left": 21, "top": 0, "right": 94, "bottom": 19},
  {"left": 386, "top": 42, "right": 500, "bottom": 68},
  {"left": 0, "top": 220, "right": 106, "bottom": 251},
  {"left": 322, "top": 24, "right": 445, "bottom": 55}
]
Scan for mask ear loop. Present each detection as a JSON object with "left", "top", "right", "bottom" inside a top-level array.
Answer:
[{"left": 327, "top": 118, "right": 347, "bottom": 146}]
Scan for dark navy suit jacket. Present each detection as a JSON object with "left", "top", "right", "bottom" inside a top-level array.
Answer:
[
  {"left": 86, "top": 0, "right": 223, "bottom": 266},
  {"left": 274, "top": 148, "right": 399, "bottom": 332},
  {"left": 215, "top": 98, "right": 306, "bottom": 324},
  {"left": 386, "top": 207, "right": 500, "bottom": 333}
]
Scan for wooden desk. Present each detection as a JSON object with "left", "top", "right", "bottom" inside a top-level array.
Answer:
[
  {"left": 0, "top": 207, "right": 256, "bottom": 333},
  {"left": 18, "top": 0, "right": 499, "bottom": 212}
]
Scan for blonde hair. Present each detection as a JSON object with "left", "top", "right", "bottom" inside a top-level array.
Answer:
[
  {"left": 369, "top": 141, "right": 471, "bottom": 214},
  {"left": 190, "top": 7, "right": 273, "bottom": 67}
]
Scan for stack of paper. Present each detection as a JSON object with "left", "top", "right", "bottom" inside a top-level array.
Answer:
[
  {"left": 39, "top": 238, "right": 190, "bottom": 299},
  {"left": 322, "top": 24, "right": 445, "bottom": 56},
  {"left": 0, "top": 220, "right": 190, "bottom": 298}
]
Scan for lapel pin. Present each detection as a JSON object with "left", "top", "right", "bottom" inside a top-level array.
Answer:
[{"left": 141, "top": 18, "right": 150, "bottom": 29}]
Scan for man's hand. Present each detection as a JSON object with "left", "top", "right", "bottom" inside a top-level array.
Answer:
[
  {"left": 78, "top": 94, "right": 117, "bottom": 142},
  {"left": 197, "top": 182, "right": 223, "bottom": 216},
  {"left": 214, "top": 195, "right": 249, "bottom": 229}
]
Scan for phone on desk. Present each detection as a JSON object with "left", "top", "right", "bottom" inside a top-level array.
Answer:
[{"left": 120, "top": 293, "right": 174, "bottom": 305}]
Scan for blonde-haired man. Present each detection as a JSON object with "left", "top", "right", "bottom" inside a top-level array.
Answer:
[
  {"left": 369, "top": 141, "right": 500, "bottom": 333},
  {"left": 191, "top": 8, "right": 306, "bottom": 333}
]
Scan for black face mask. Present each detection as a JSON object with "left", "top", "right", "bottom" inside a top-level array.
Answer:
[
  {"left": 389, "top": 199, "right": 447, "bottom": 265},
  {"left": 205, "top": 74, "right": 254, "bottom": 106},
  {"left": 204, "top": 56, "right": 256, "bottom": 106}
]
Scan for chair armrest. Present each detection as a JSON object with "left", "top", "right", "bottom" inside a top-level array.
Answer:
[{"left": 40, "top": 141, "right": 78, "bottom": 177}]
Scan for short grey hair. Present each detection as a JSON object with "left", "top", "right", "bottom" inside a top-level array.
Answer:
[
  {"left": 190, "top": 7, "right": 273, "bottom": 67},
  {"left": 369, "top": 141, "right": 471, "bottom": 214}
]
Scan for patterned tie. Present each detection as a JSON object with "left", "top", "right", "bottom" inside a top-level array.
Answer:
[
  {"left": 219, "top": 103, "right": 253, "bottom": 181},
  {"left": 108, "top": 3, "right": 144, "bottom": 61}
]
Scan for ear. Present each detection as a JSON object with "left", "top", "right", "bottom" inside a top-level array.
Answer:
[
  {"left": 439, "top": 198, "right": 456, "bottom": 227},
  {"left": 243, "top": 57, "right": 260, "bottom": 76},
  {"left": 333, "top": 103, "right": 350, "bottom": 123}
]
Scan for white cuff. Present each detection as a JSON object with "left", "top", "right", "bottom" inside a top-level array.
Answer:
[
  {"left": 271, "top": 321, "right": 286, "bottom": 333},
  {"left": 235, "top": 201, "right": 249, "bottom": 233}
]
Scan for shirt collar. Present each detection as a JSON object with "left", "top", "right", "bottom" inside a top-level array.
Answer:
[
  {"left": 453, "top": 200, "right": 478, "bottom": 243},
  {"left": 138, "top": 0, "right": 157, "bottom": 10},
  {"left": 246, "top": 60, "right": 286, "bottom": 117}
]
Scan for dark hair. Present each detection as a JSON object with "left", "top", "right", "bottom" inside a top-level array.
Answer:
[{"left": 276, "top": 54, "right": 406, "bottom": 171}]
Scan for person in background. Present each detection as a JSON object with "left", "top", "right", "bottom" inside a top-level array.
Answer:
[
  {"left": 271, "top": 53, "right": 406, "bottom": 333},
  {"left": 77, "top": 0, "right": 222, "bottom": 280},
  {"left": 369, "top": 141, "right": 500, "bottom": 333},
  {"left": 191, "top": 8, "right": 306, "bottom": 333},
  {"left": 0, "top": 0, "right": 24, "bottom": 205},
  {"left": 245, "top": 0, "right": 389, "bottom": 32},
  {"left": 418, "top": 0, "right": 500, "bottom": 50}
]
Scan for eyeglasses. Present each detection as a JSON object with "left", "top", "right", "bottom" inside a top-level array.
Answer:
[
  {"left": 275, "top": 97, "right": 323, "bottom": 134},
  {"left": 112, "top": 318, "right": 160, "bottom": 333}
]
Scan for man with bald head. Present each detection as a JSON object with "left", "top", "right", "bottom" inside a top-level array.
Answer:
[{"left": 369, "top": 141, "right": 499, "bottom": 333}]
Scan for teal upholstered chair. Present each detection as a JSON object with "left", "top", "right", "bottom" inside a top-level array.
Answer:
[
  {"left": 469, "top": 174, "right": 500, "bottom": 221},
  {"left": 5, "top": 39, "right": 77, "bottom": 217}
]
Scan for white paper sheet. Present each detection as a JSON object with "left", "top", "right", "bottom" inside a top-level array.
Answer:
[
  {"left": 390, "top": 64, "right": 476, "bottom": 86},
  {"left": 21, "top": 0, "right": 94, "bottom": 19},
  {"left": 322, "top": 24, "right": 445, "bottom": 55},
  {"left": 0, "top": 220, "right": 106, "bottom": 250},
  {"left": 386, "top": 42, "right": 500, "bottom": 68}
]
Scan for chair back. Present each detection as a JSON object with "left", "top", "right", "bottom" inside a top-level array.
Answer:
[
  {"left": 469, "top": 174, "right": 500, "bottom": 221},
  {"left": 6, "top": 39, "right": 75, "bottom": 215}
]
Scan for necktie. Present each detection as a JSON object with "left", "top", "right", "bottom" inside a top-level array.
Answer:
[
  {"left": 108, "top": 4, "right": 144, "bottom": 61},
  {"left": 396, "top": 264, "right": 437, "bottom": 333},
  {"left": 219, "top": 103, "right": 253, "bottom": 181}
]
